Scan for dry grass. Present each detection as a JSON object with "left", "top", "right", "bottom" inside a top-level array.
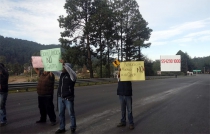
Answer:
[
  {"left": 9, "top": 74, "right": 61, "bottom": 84},
  {"left": 8, "top": 75, "right": 37, "bottom": 83}
]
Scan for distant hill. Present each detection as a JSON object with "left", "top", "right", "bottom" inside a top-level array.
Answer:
[{"left": 0, "top": 35, "right": 61, "bottom": 64}]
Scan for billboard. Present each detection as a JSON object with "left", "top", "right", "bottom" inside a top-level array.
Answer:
[{"left": 160, "top": 55, "right": 181, "bottom": 71}]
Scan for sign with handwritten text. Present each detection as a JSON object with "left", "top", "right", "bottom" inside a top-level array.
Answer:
[
  {"left": 40, "top": 48, "right": 62, "bottom": 71},
  {"left": 120, "top": 61, "right": 145, "bottom": 81},
  {"left": 31, "top": 56, "right": 44, "bottom": 68}
]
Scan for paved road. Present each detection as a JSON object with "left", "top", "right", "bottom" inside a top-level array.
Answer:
[{"left": 1, "top": 74, "right": 210, "bottom": 134}]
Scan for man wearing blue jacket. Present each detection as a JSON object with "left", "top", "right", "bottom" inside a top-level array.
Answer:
[
  {"left": 53, "top": 60, "right": 77, "bottom": 134},
  {"left": 0, "top": 63, "right": 9, "bottom": 127}
]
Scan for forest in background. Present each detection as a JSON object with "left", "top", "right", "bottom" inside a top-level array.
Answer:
[
  {"left": 0, "top": 35, "right": 209, "bottom": 77},
  {"left": 0, "top": 35, "right": 60, "bottom": 75}
]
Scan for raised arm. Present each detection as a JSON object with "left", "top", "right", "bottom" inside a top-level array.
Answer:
[
  {"left": 58, "top": 59, "right": 77, "bottom": 82},
  {"left": 117, "top": 67, "right": 121, "bottom": 82},
  {"left": 33, "top": 68, "right": 39, "bottom": 75},
  {"left": 63, "top": 63, "right": 77, "bottom": 82}
]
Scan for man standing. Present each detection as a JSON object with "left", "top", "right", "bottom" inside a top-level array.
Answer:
[
  {"left": 33, "top": 68, "right": 57, "bottom": 126},
  {"left": 116, "top": 68, "right": 134, "bottom": 130},
  {"left": 53, "top": 60, "right": 77, "bottom": 134},
  {"left": 0, "top": 63, "right": 9, "bottom": 127}
]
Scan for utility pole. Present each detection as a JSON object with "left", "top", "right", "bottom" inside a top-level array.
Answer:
[{"left": 204, "top": 67, "right": 205, "bottom": 74}]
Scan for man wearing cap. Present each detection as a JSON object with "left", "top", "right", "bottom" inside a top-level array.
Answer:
[
  {"left": 53, "top": 60, "right": 77, "bottom": 134},
  {"left": 0, "top": 63, "right": 9, "bottom": 127}
]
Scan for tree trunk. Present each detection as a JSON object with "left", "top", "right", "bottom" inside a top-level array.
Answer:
[{"left": 86, "top": 34, "right": 93, "bottom": 78}]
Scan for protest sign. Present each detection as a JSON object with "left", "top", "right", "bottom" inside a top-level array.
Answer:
[
  {"left": 112, "top": 59, "right": 120, "bottom": 67},
  {"left": 40, "top": 48, "right": 62, "bottom": 71},
  {"left": 31, "top": 56, "right": 44, "bottom": 68},
  {"left": 120, "top": 61, "right": 145, "bottom": 81}
]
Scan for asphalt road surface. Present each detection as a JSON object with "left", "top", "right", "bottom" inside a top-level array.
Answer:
[{"left": 1, "top": 74, "right": 210, "bottom": 134}]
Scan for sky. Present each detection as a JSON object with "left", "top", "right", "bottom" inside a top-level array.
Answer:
[{"left": 0, "top": 0, "right": 210, "bottom": 61}]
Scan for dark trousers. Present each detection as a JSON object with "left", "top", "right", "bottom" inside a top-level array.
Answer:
[{"left": 38, "top": 95, "right": 56, "bottom": 122}]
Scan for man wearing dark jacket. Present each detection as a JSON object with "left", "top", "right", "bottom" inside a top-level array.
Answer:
[
  {"left": 0, "top": 63, "right": 9, "bottom": 127},
  {"left": 33, "top": 68, "right": 56, "bottom": 126},
  {"left": 116, "top": 68, "right": 134, "bottom": 130},
  {"left": 53, "top": 60, "right": 77, "bottom": 134}
]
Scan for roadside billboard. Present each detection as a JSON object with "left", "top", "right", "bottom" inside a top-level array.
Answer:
[{"left": 160, "top": 55, "right": 181, "bottom": 71}]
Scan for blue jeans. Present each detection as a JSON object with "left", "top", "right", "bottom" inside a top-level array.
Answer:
[
  {"left": 58, "top": 97, "right": 76, "bottom": 130},
  {"left": 119, "top": 95, "right": 134, "bottom": 125},
  {"left": 0, "top": 93, "right": 8, "bottom": 123}
]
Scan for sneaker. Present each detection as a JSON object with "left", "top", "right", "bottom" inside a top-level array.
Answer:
[
  {"left": 71, "top": 128, "right": 76, "bottom": 133},
  {"left": 55, "top": 129, "right": 66, "bottom": 133},
  {"left": 36, "top": 120, "right": 46, "bottom": 123},
  {"left": 117, "top": 122, "right": 126, "bottom": 127},
  {"left": 51, "top": 121, "right": 57, "bottom": 126},
  {"left": 129, "top": 124, "right": 134, "bottom": 130},
  {"left": 0, "top": 122, "right": 7, "bottom": 127}
]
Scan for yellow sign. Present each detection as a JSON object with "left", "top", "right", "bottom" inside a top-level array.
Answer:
[
  {"left": 112, "top": 59, "right": 120, "bottom": 67},
  {"left": 120, "top": 61, "right": 145, "bottom": 81}
]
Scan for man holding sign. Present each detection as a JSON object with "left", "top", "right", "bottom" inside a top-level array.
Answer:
[
  {"left": 31, "top": 57, "right": 57, "bottom": 126},
  {"left": 116, "top": 67, "right": 134, "bottom": 130},
  {"left": 53, "top": 60, "right": 77, "bottom": 134}
]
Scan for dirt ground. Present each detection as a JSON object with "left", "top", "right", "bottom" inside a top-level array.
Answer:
[
  {"left": 8, "top": 75, "right": 35, "bottom": 83},
  {"left": 8, "top": 75, "right": 59, "bottom": 83}
]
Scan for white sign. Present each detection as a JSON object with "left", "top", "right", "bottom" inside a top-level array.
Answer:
[
  {"left": 157, "top": 71, "right": 161, "bottom": 75},
  {"left": 160, "top": 55, "right": 181, "bottom": 71}
]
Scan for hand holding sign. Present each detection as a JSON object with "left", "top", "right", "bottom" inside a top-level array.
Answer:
[{"left": 59, "top": 59, "right": 65, "bottom": 64}]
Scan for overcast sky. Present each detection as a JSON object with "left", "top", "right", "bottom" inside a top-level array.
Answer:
[{"left": 0, "top": 0, "right": 209, "bottom": 61}]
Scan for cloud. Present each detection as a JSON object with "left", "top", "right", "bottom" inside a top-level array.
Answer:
[
  {"left": 171, "top": 19, "right": 208, "bottom": 31},
  {"left": 185, "top": 30, "right": 210, "bottom": 38},
  {"left": 149, "top": 41, "right": 168, "bottom": 46},
  {"left": 151, "top": 29, "right": 181, "bottom": 41},
  {"left": 150, "top": 18, "right": 210, "bottom": 45},
  {"left": 0, "top": 0, "right": 66, "bottom": 44},
  {"left": 198, "top": 35, "right": 210, "bottom": 42},
  {"left": 172, "top": 37, "right": 193, "bottom": 43}
]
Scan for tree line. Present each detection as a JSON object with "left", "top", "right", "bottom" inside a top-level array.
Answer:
[
  {"left": 0, "top": 35, "right": 60, "bottom": 75},
  {"left": 0, "top": 35, "right": 209, "bottom": 76},
  {"left": 152, "top": 50, "right": 210, "bottom": 75},
  {"left": 58, "top": 0, "right": 152, "bottom": 78}
]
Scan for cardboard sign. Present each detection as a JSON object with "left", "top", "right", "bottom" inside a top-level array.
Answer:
[
  {"left": 31, "top": 56, "right": 44, "bottom": 68},
  {"left": 112, "top": 59, "right": 120, "bottom": 67},
  {"left": 120, "top": 61, "right": 145, "bottom": 81},
  {"left": 40, "top": 48, "right": 62, "bottom": 71}
]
